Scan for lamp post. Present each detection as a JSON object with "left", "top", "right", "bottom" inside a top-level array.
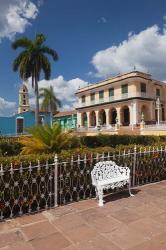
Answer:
[{"left": 156, "top": 97, "right": 160, "bottom": 126}]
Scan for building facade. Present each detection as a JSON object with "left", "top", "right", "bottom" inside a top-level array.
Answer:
[
  {"left": 0, "top": 84, "right": 51, "bottom": 136},
  {"left": 0, "top": 111, "right": 52, "bottom": 136},
  {"left": 75, "top": 71, "right": 166, "bottom": 129},
  {"left": 54, "top": 111, "right": 77, "bottom": 130}
]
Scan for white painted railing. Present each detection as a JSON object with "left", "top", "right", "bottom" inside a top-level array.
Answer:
[
  {"left": 144, "top": 122, "right": 166, "bottom": 130},
  {"left": 77, "top": 125, "right": 115, "bottom": 132}
]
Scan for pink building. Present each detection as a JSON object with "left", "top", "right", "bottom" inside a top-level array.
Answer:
[{"left": 75, "top": 71, "right": 166, "bottom": 134}]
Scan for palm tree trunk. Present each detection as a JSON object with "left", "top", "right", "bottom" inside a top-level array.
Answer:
[
  {"left": 49, "top": 101, "right": 53, "bottom": 127},
  {"left": 34, "top": 67, "right": 39, "bottom": 125},
  {"left": 35, "top": 81, "right": 39, "bottom": 125}
]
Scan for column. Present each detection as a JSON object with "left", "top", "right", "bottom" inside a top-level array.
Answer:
[
  {"left": 105, "top": 108, "right": 110, "bottom": 127},
  {"left": 87, "top": 112, "right": 90, "bottom": 128},
  {"left": 95, "top": 110, "right": 99, "bottom": 126},
  {"left": 116, "top": 107, "right": 121, "bottom": 125},
  {"left": 77, "top": 112, "right": 82, "bottom": 128},
  {"left": 132, "top": 101, "right": 137, "bottom": 125}
]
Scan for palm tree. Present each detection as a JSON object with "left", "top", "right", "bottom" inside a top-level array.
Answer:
[
  {"left": 39, "top": 85, "right": 61, "bottom": 114},
  {"left": 12, "top": 33, "right": 58, "bottom": 124},
  {"left": 20, "top": 124, "right": 80, "bottom": 154}
]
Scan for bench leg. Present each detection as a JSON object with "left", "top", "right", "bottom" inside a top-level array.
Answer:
[
  {"left": 129, "top": 179, "right": 134, "bottom": 197},
  {"left": 95, "top": 187, "right": 98, "bottom": 199},
  {"left": 98, "top": 187, "right": 104, "bottom": 206}
]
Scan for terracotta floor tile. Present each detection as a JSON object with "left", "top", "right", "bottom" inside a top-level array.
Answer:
[
  {"left": 0, "top": 231, "right": 24, "bottom": 248},
  {"left": 45, "top": 205, "right": 77, "bottom": 220},
  {"left": 128, "top": 231, "right": 166, "bottom": 250},
  {"left": 31, "top": 232, "right": 71, "bottom": 250},
  {"left": 144, "top": 189, "right": 166, "bottom": 198},
  {"left": 110, "top": 207, "right": 142, "bottom": 224},
  {"left": 0, "top": 220, "right": 19, "bottom": 234},
  {"left": 53, "top": 213, "right": 85, "bottom": 232},
  {"left": 79, "top": 207, "right": 104, "bottom": 223},
  {"left": 64, "top": 224, "right": 99, "bottom": 243},
  {"left": 152, "top": 212, "right": 166, "bottom": 227},
  {"left": 76, "top": 235, "right": 122, "bottom": 250},
  {"left": 156, "top": 180, "right": 166, "bottom": 187},
  {"left": 21, "top": 220, "right": 57, "bottom": 240},
  {"left": 7, "top": 242, "right": 34, "bottom": 250},
  {"left": 104, "top": 224, "right": 147, "bottom": 249},
  {"left": 71, "top": 199, "right": 97, "bottom": 211},
  {"left": 133, "top": 204, "right": 164, "bottom": 218},
  {"left": 130, "top": 217, "right": 166, "bottom": 239},
  {"left": 61, "top": 245, "right": 77, "bottom": 250},
  {"left": 87, "top": 216, "right": 123, "bottom": 233},
  {"left": 15, "top": 213, "right": 47, "bottom": 226}
]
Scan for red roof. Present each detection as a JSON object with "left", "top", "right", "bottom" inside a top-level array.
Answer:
[{"left": 54, "top": 110, "right": 76, "bottom": 118}]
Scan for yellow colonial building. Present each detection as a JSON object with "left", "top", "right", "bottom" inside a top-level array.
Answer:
[{"left": 75, "top": 71, "right": 166, "bottom": 134}]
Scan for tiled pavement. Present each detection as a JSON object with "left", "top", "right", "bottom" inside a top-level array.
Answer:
[{"left": 1, "top": 181, "right": 166, "bottom": 250}]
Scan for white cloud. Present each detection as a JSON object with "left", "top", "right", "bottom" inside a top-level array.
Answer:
[
  {"left": 91, "top": 25, "right": 166, "bottom": 80},
  {"left": 0, "top": 97, "right": 16, "bottom": 116},
  {"left": 98, "top": 17, "right": 107, "bottom": 23},
  {"left": 163, "top": 14, "right": 166, "bottom": 20},
  {"left": 0, "top": 0, "right": 38, "bottom": 41},
  {"left": 26, "top": 76, "right": 88, "bottom": 110},
  {"left": 37, "top": 0, "right": 44, "bottom": 7}
]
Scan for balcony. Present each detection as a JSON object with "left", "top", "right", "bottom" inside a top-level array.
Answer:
[
  {"left": 99, "top": 98, "right": 104, "bottom": 103},
  {"left": 90, "top": 99, "right": 95, "bottom": 105},
  {"left": 78, "top": 92, "right": 156, "bottom": 108}
]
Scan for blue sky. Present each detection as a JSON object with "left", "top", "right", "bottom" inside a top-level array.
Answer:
[{"left": 1, "top": 0, "right": 166, "bottom": 115}]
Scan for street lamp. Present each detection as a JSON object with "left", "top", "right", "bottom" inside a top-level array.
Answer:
[{"left": 156, "top": 97, "right": 160, "bottom": 126}]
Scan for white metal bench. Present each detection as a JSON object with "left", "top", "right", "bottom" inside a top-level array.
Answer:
[{"left": 91, "top": 161, "right": 134, "bottom": 206}]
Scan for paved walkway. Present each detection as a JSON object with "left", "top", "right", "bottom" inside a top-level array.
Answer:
[{"left": 1, "top": 181, "right": 166, "bottom": 250}]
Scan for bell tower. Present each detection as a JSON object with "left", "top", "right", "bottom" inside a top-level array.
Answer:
[{"left": 18, "top": 84, "right": 30, "bottom": 113}]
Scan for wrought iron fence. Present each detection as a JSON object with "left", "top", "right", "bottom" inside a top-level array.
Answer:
[
  {"left": 1, "top": 146, "right": 166, "bottom": 220},
  {"left": 0, "top": 161, "right": 56, "bottom": 220}
]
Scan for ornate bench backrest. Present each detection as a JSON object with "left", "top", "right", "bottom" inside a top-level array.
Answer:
[{"left": 91, "top": 161, "right": 130, "bottom": 185}]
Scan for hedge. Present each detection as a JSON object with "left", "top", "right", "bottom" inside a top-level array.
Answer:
[
  {"left": 1, "top": 134, "right": 166, "bottom": 165},
  {"left": 0, "top": 141, "right": 22, "bottom": 156},
  {"left": 80, "top": 134, "right": 166, "bottom": 148},
  {"left": 0, "top": 143, "right": 166, "bottom": 167}
]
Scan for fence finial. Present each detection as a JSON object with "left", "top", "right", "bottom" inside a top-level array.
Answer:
[
  {"left": 0, "top": 164, "right": 4, "bottom": 176},
  {"left": 10, "top": 163, "right": 14, "bottom": 175},
  {"left": 84, "top": 154, "right": 87, "bottom": 164},
  {"left": 54, "top": 154, "right": 58, "bottom": 163}
]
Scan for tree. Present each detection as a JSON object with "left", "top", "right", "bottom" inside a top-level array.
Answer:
[
  {"left": 12, "top": 33, "right": 58, "bottom": 124},
  {"left": 20, "top": 124, "right": 80, "bottom": 154},
  {"left": 39, "top": 85, "right": 61, "bottom": 114}
]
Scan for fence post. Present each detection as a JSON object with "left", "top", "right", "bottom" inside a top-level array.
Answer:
[
  {"left": 54, "top": 154, "right": 58, "bottom": 207},
  {"left": 132, "top": 145, "right": 137, "bottom": 187}
]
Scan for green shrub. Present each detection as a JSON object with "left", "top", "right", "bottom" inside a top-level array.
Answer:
[
  {"left": 1, "top": 142, "right": 166, "bottom": 168},
  {"left": 80, "top": 134, "right": 164, "bottom": 148},
  {"left": 0, "top": 141, "right": 22, "bottom": 156}
]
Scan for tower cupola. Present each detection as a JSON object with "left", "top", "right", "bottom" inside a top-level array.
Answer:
[{"left": 18, "top": 84, "right": 30, "bottom": 113}]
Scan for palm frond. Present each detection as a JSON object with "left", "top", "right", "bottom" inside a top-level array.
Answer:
[
  {"left": 35, "top": 33, "right": 46, "bottom": 46},
  {"left": 41, "top": 46, "right": 59, "bottom": 61},
  {"left": 12, "top": 38, "right": 32, "bottom": 50},
  {"left": 20, "top": 124, "right": 76, "bottom": 154},
  {"left": 12, "top": 51, "right": 29, "bottom": 72},
  {"left": 39, "top": 86, "right": 61, "bottom": 113},
  {"left": 40, "top": 55, "right": 51, "bottom": 80}
]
